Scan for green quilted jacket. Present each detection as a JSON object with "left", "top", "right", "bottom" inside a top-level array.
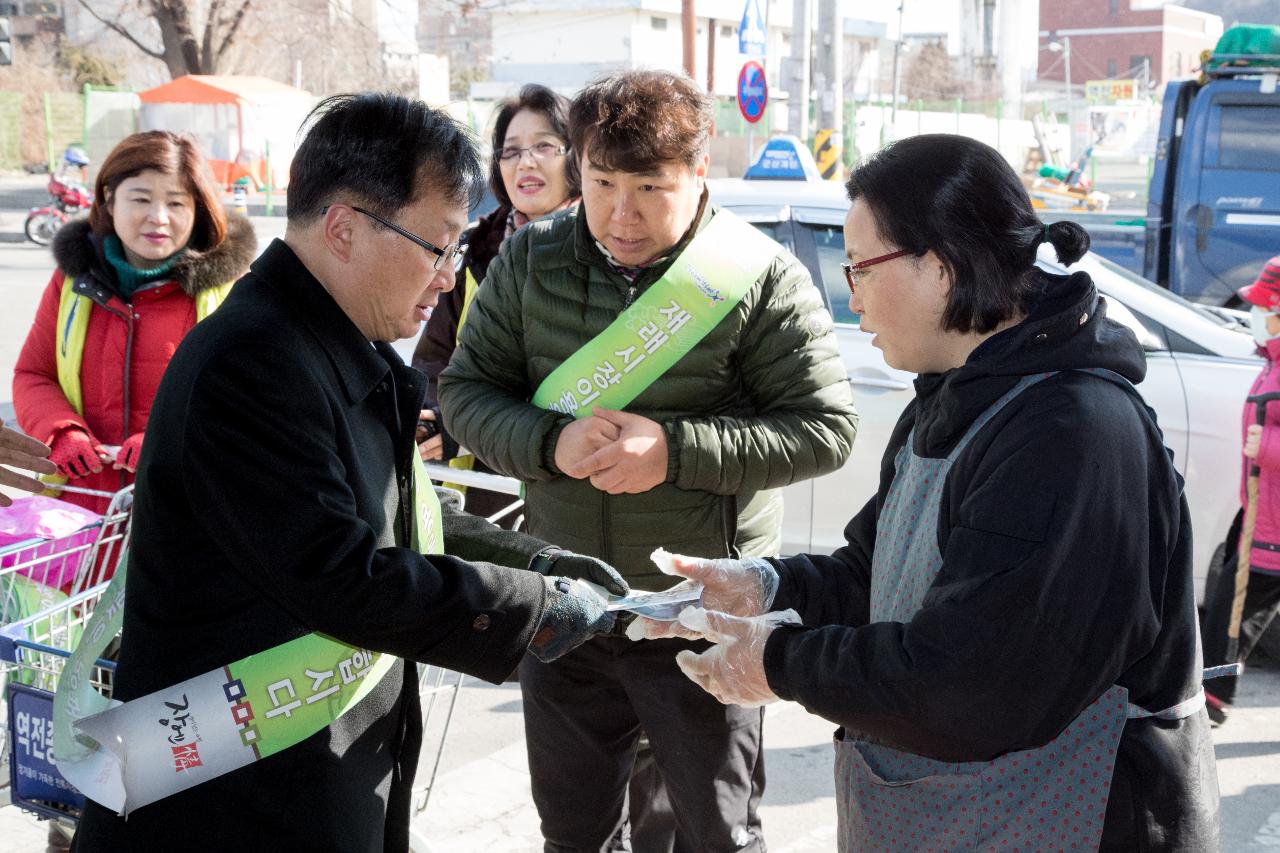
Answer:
[{"left": 438, "top": 195, "right": 858, "bottom": 588}]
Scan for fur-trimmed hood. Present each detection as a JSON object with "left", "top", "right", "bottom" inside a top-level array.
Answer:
[{"left": 51, "top": 212, "right": 258, "bottom": 297}]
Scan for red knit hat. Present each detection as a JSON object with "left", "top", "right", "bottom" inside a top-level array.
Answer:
[{"left": 1239, "top": 256, "right": 1280, "bottom": 311}]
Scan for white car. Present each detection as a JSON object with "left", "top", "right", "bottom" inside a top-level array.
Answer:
[{"left": 708, "top": 177, "right": 1260, "bottom": 603}]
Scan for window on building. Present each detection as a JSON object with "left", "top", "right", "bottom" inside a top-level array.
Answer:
[
  {"left": 721, "top": 24, "right": 734, "bottom": 37},
  {"left": 651, "top": 16, "right": 667, "bottom": 31},
  {"left": 1218, "top": 105, "right": 1280, "bottom": 171},
  {"left": 1131, "top": 55, "right": 1152, "bottom": 78},
  {"left": 1109, "top": 0, "right": 1120, "bottom": 14},
  {"left": 1107, "top": 59, "right": 1117, "bottom": 77},
  {"left": 0, "top": 1, "right": 19, "bottom": 13}
]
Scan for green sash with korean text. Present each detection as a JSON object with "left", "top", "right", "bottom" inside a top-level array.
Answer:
[
  {"left": 51, "top": 453, "right": 443, "bottom": 816},
  {"left": 531, "top": 210, "right": 779, "bottom": 418}
]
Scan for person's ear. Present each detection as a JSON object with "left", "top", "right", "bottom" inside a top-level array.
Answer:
[
  {"left": 322, "top": 204, "right": 355, "bottom": 264},
  {"left": 693, "top": 152, "right": 710, "bottom": 188}
]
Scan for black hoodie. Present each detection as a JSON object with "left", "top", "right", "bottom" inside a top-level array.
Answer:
[{"left": 763, "top": 269, "right": 1219, "bottom": 851}]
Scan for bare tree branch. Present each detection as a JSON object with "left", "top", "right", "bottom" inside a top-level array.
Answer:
[
  {"left": 202, "top": 0, "right": 224, "bottom": 70},
  {"left": 75, "top": 0, "right": 165, "bottom": 60},
  {"left": 215, "top": 0, "right": 253, "bottom": 63}
]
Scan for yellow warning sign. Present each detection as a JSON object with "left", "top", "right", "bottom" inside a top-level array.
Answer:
[{"left": 813, "top": 129, "right": 842, "bottom": 181}]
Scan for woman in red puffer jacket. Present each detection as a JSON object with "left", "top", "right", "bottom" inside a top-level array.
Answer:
[{"left": 13, "top": 131, "right": 256, "bottom": 515}]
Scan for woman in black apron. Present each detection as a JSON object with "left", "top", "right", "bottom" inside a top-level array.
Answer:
[{"left": 640, "top": 134, "right": 1221, "bottom": 852}]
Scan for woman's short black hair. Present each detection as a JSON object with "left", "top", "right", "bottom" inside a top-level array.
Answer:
[
  {"left": 489, "top": 84, "right": 580, "bottom": 209},
  {"left": 288, "top": 92, "right": 485, "bottom": 223},
  {"left": 846, "top": 134, "right": 1090, "bottom": 334}
]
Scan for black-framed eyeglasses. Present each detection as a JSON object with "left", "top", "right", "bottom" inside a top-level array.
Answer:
[
  {"left": 497, "top": 142, "right": 568, "bottom": 162},
  {"left": 323, "top": 204, "right": 464, "bottom": 271},
  {"left": 841, "top": 249, "right": 915, "bottom": 296}
]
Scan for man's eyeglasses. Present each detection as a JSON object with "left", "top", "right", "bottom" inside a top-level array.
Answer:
[
  {"left": 323, "top": 204, "right": 464, "bottom": 271},
  {"left": 841, "top": 249, "right": 915, "bottom": 296},
  {"left": 497, "top": 142, "right": 568, "bottom": 162}
]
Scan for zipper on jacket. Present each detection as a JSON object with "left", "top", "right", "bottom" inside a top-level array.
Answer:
[
  {"left": 600, "top": 488, "right": 611, "bottom": 568},
  {"left": 625, "top": 283, "right": 637, "bottom": 308}
]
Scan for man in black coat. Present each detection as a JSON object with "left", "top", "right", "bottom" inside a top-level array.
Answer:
[{"left": 74, "top": 93, "right": 625, "bottom": 852}]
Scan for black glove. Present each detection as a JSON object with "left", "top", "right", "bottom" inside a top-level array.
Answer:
[
  {"left": 528, "top": 547, "right": 629, "bottom": 597},
  {"left": 528, "top": 576, "right": 615, "bottom": 662}
]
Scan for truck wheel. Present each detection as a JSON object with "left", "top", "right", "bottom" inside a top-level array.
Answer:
[{"left": 1256, "top": 622, "right": 1280, "bottom": 666}]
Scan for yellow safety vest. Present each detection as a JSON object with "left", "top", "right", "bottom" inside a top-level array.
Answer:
[{"left": 44, "top": 277, "right": 234, "bottom": 490}]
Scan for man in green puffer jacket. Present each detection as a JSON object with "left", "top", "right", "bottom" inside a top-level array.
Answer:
[{"left": 439, "top": 70, "right": 857, "bottom": 853}]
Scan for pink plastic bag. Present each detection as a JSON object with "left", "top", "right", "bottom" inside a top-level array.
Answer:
[{"left": 0, "top": 496, "right": 102, "bottom": 591}]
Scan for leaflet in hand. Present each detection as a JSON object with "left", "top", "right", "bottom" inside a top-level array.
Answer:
[{"left": 606, "top": 582, "right": 704, "bottom": 620}]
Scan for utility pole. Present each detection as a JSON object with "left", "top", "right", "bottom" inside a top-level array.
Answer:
[
  {"left": 890, "top": 1, "right": 905, "bottom": 125},
  {"left": 707, "top": 18, "right": 716, "bottom": 93},
  {"left": 788, "top": 0, "right": 811, "bottom": 141},
  {"left": 682, "top": 0, "right": 697, "bottom": 80},
  {"left": 815, "top": 0, "right": 842, "bottom": 179}
]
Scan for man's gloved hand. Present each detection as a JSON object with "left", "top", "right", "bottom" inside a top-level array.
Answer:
[
  {"left": 49, "top": 427, "right": 110, "bottom": 479},
  {"left": 113, "top": 432, "right": 144, "bottom": 472},
  {"left": 674, "top": 607, "right": 801, "bottom": 708},
  {"left": 629, "top": 553, "right": 779, "bottom": 641},
  {"left": 528, "top": 576, "right": 616, "bottom": 662},
  {"left": 529, "top": 547, "right": 629, "bottom": 597}
]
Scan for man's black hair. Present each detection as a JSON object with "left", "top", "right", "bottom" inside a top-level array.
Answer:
[
  {"left": 288, "top": 92, "right": 484, "bottom": 223},
  {"left": 846, "top": 134, "right": 1090, "bottom": 334}
]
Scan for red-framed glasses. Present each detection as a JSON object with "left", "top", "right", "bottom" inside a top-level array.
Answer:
[{"left": 841, "top": 249, "right": 914, "bottom": 296}]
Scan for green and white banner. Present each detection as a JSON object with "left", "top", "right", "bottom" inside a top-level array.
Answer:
[
  {"left": 52, "top": 454, "right": 444, "bottom": 816},
  {"left": 532, "top": 210, "right": 779, "bottom": 419}
]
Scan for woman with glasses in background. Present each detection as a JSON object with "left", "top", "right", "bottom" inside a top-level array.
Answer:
[{"left": 412, "top": 83, "right": 579, "bottom": 523}]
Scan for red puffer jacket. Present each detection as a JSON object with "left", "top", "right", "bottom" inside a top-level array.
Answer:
[{"left": 12, "top": 215, "right": 256, "bottom": 514}]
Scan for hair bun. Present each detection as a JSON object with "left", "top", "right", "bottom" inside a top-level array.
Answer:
[{"left": 1045, "top": 220, "right": 1090, "bottom": 266}]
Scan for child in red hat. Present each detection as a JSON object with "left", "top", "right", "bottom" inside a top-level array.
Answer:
[{"left": 1202, "top": 255, "right": 1280, "bottom": 724}]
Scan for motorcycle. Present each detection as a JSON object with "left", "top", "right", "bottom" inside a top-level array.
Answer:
[{"left": 25, "top": 147, "right": 94, "bottom": 247}]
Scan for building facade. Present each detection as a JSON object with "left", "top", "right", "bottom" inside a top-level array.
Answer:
[{"left": 1038, "top": 0, "right": 1223, "bottom": 90}]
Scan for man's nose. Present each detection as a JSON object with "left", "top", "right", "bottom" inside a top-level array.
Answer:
[
  {"left": 612, "top": 193, "right": 638, "bottom": 222},
  {"left": 431, "top": 261, "right": 457, "bottom": 293}
]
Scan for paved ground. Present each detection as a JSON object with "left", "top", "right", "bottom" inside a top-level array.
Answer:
[{"left": 1, "top": 181, "right": 1277, "bottom": 851}]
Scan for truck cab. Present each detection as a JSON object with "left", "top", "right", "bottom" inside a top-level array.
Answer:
[{"left": 1145, "top": 29, "right": 1280, "bottom": 306}]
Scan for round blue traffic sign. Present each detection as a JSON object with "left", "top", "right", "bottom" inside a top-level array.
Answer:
[{"left": 738, "top": 61, "right": 767, "bottom": 124}]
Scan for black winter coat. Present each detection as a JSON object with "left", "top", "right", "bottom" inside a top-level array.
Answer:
[
  {"left": 763, "top": 269, "right": 1220, "bottom": 851},
  {"left": 74, "top": 239, "right": 548, "bottom": 852}
]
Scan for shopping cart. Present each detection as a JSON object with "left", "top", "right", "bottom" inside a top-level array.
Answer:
[{"left": 0, "top": 485, "right": 133, "bottom": 829}]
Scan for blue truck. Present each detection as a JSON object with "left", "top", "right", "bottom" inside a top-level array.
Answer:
[{"left": 1060, "top": 26, "right": 1280, "bottom": 307}]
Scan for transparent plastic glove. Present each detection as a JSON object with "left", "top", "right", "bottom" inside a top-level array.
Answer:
[
  {"left": 527, "top": 576, "right": 616, "bottom": 663},
  {"left": 673, "top": 607, "right": 801, "bottom": 708},
  {"left": 529, "top": 547, "right": 630, "bottom": 597},
  {"left": 628, "top": 549, "right": 780, "bottom": 641},
  {"left": 49, "top": 427, "right": 110, "bottom": 479}
]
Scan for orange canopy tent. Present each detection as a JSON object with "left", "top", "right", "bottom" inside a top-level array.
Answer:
[{"left": 138, "top": 75, "right": 315, "bottom": 189}]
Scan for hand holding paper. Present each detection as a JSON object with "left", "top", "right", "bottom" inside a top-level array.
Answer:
[
  {"left": 674, "top": 607, "right": 801, "bottom": 708},
  {"left": 628, "top": 549, "right": 780, "bottom": 641}
]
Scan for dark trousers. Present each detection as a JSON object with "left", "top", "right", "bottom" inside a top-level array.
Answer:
[
  {"left": 1201, "top": 521, "right": 1280, "bottom": 704},
  {"left": 519, "top": 635, "right": 766, "bottom": 853}
]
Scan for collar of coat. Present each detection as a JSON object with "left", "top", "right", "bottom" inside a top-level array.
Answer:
[
  {"left": 908, "top": 268, "right": 1147, "bottom": 458},
  {"left": 52, "top": 211, "right": 258, "bottom": 298},
  {"left": 572, "top": 188, "right": 712, "bottom": 289},
  {"left": 250, "top": 238, "right": 416, "bottom": 408}
]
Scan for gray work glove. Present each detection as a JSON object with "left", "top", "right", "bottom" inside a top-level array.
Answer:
[
  {"left": 528, "top": 547, "right": 629, "bottom": 597},
  {"left": 528, "top": 576, "right": 616, "bottom": 662}
]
